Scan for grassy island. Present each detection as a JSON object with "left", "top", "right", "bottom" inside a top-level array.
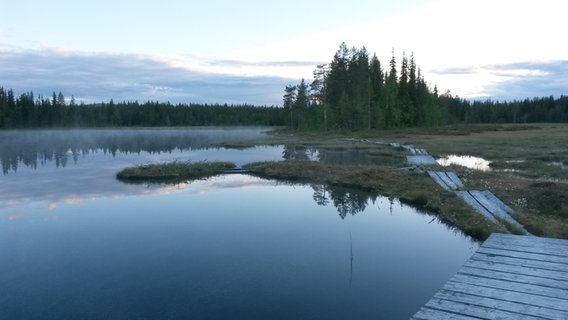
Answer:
[{"left": 116, "top": 161, "right": 237, "bottom": 182}]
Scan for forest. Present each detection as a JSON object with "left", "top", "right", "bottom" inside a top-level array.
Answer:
[
  {"left": 0, "top": 90, "right": 285, "bottom": 128},
  {"left": 1, "top": 42, "right": 567, "bottom": 130}
]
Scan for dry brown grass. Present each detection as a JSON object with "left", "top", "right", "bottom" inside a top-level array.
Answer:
[{"left": 368, "top": 123, "right": 568, "bottom": 238}]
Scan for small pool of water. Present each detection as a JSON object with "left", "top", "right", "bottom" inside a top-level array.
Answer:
[{"left": 437, "top": 155, "right": 492, "bottom": 171}]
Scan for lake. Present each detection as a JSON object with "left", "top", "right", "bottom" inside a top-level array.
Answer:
[{"left": 0, "top": 128, "right": 479, "bottom": 319}]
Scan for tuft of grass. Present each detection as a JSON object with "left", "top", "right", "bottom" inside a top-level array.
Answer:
[{"left": 117, "top": 161, "right": 236, "bottom": 183}]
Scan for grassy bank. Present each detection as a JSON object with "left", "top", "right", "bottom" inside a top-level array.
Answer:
[
  {"left": 243, "top": 160, "right": 505, "bottom": 240},
  {"left": 376, "top": 124, "right": 568, "bottom": 238},
  {"left": 116, "top": 161, "right": 236, "bottom": 183}
]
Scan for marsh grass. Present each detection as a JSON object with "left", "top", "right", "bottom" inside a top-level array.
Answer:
[
  {"left": 263, "top": 124, "right": 568, "bottom": 239},
  {"left": 117, "top": 161, "right": 236, "bottom": 182},
  {"left": 244, "top": 160, "right": 504, "bottom": 240},
  {"left": 114, "top": 124, "right": 568, "bottom": 239}
]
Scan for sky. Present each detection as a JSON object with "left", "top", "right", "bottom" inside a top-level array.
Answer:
[{"left": 1, "top": 0, "right": 567, "bottom": 105}]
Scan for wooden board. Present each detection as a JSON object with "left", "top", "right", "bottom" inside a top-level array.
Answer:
[
  {"left": 407, "top": 155, "right": 438, "bottom": 165},
  {"left": 410, "top": 233, "right": 568, "bottom": 320}
]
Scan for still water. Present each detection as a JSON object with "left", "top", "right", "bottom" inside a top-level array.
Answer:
[{"left": 0, "top": 129, "right": 479, "bottom": 319}]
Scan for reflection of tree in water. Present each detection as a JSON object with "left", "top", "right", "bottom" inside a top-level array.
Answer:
[
  {"left": 283, "top": 143, "right": 396, "bottom": 166},
  {"left": 282, "top": 144, "right": 318, "bottom": 161},
  {"left": 1, "top": 129, "right": 263, "bottom": 174},
  {"left": 311, "top": 184, "right": 378, "bottom": 219}
]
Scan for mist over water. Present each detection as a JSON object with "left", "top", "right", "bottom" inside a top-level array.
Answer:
[{"left": 0, "top": 128, "right": 479, "bottom": 319}]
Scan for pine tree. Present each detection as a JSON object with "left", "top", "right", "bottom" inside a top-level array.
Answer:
[
  {"left": 294, "top": 79, "right": 309, "bottom": 130},
  {"left": 383, "top": 50, "right": 399, "bottom": 127},
  {"left": 408, "top": 53, "right": 420, "bottom": 125},
  {"left": 283, "top": 84, "right": 297, "bottom": 129},
  {"left": 398, "top": 52, "right": 412, "bottom": 126},
  {"left": 326, "top": 42, "right": 350, "bottom": 128},
  {"left": 369, "top": 54, "right": 383, "bottom": 129},
  {"left": 310, "top": 64, "right": 329, "bottom": 130}
]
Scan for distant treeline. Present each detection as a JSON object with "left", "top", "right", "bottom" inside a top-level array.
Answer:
[
  {"left": 0, "top": 89, "right": 285, "bottom": 128},
  {"left": 283, "top": 42, "right": 568, "bottom": 130},
  {"left": 440, "top": 94, "right": 568, "bottom": 124}
]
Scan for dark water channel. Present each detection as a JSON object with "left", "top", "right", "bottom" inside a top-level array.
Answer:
[{"left": 0, "top": 129, "right": 479, "bottom": 319}]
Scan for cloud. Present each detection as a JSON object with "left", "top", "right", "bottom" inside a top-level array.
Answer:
[
  {"left": 430, "top": 61, "right": 568, "bottom": 100},
  {"left": 487, "top": 61, "right": 568, "bottom": 100},
  {"left": 0, "top": 49, "right": 297, "bottom": 105}
]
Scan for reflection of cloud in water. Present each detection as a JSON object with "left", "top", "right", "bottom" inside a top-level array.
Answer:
[
  {"left": 8, "top": 213, "right": 23, "bottom": 221},
  {"left": 437, "top": 155, "right": 491, "bottom": 171},
  {"left": 0, "top": 174, "right": 278, "bottom": 222}
]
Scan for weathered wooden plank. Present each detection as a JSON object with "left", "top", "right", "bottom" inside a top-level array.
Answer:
[
  {"left": 423, "top": 297, "right": 547, "bottom": 320},
  {"left": 433, "top": 290, "right": 568, "bottom": 320},
  {"left": 412, "top": 307, "right": 484, "bottom": 320},
  {"left": 445, "top": 172, "right": 464, "bottom": 188},
  {"left": 458, "top": 265, "right": 568, "bottom": 290},
  {"left": 468, "top": 191, "right": 507, "bottom": 217},
  {"left": 401, "top": 145, "right": 428, "bottom": 155},
  {"left": 411, "top": 307, "right": 481, "bottom": 320},
  {"left": 485, "top": 235, "right": 568, "bottom": 257},
  {"left": 481, "top": 190, "right": 514, "bottom": 214},
  {"left": 437, "top": 172, "right": 459, "bottom": 190},
  {"left": 471, "top": 252, "right": 568, "bottom": 273},
  {"left": 469, "top": 191, "right": 526, "bottom": 231},
  {"left": 489, "top": 233, "right": 568, "bottom": 247},
  {"left": 464, "top": 259, "right": 568, "bottom": 282},
  {"left": 476, "top": 246, "right": 568, "bottom": 266},
  {"left": 428, "top": 171, "right": 451, "bottom": 191},
  {"left": 441, "top": 281, "right": 568, "bottom": 311},
  {"left": 450, "top": 273, "right": 568, "bottom": 300},
  {"left": 482, "top": 241, "right": 568, "bottom": 259},
  {"left": 487, "top": 233, "right": 568, "bottom": 248},
  {"left": 455, "top": 191, "right": 497, "bottom": 222},
  {"left": 407, "top": 155, "right": 438, "bottom": 165}
]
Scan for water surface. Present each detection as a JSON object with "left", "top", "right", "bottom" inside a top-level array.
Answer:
[{"left": 0, "top": 129, "right": 479, "bottom": 319}]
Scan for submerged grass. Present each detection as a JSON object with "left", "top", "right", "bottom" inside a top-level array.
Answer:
[{"left": 116, "top": 161, "right": 236, "bottom": 183}]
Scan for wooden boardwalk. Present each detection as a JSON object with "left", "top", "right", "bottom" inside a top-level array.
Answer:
[{"left": 411, "top": 233, "right": 568, "bottom": 320}]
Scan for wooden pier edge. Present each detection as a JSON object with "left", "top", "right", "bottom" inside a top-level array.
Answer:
[{"left": 410, "top": 233, "right": 568, "bottom": 320}]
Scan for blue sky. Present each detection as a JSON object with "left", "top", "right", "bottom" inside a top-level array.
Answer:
[{"left": 1, "top": 0, "right": 567, "bottom": 105}]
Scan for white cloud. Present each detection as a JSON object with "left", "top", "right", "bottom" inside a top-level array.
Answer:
[
  {"left": 222, "top": 0, "right": 568, "bottom": 97},
  {"left": 0, "top": 48, "right": 293, "bottom": 105}
]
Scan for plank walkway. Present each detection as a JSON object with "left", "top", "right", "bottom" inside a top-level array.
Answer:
[
  {"left": 393, "top": 141, "right": 529, "bottom": 234},
  {"left": 410, "top": 233, "right": 568, "bottom": 320},
  {"left": 428, "top": 171, "right": 464, "bottom": 191}
]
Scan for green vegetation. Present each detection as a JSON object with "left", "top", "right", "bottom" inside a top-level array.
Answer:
[
  {"left": 284, "top": 44, "right": 441, "bottom": 131},
  {"left": 116, "top": 161, "right": 236, "bottom": 182},
  {"left": 0, "top": 88, "right": 285, "bottom": 128},
  {"left": 282, "top": 43, "right": 568, "bottom": 131}
]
